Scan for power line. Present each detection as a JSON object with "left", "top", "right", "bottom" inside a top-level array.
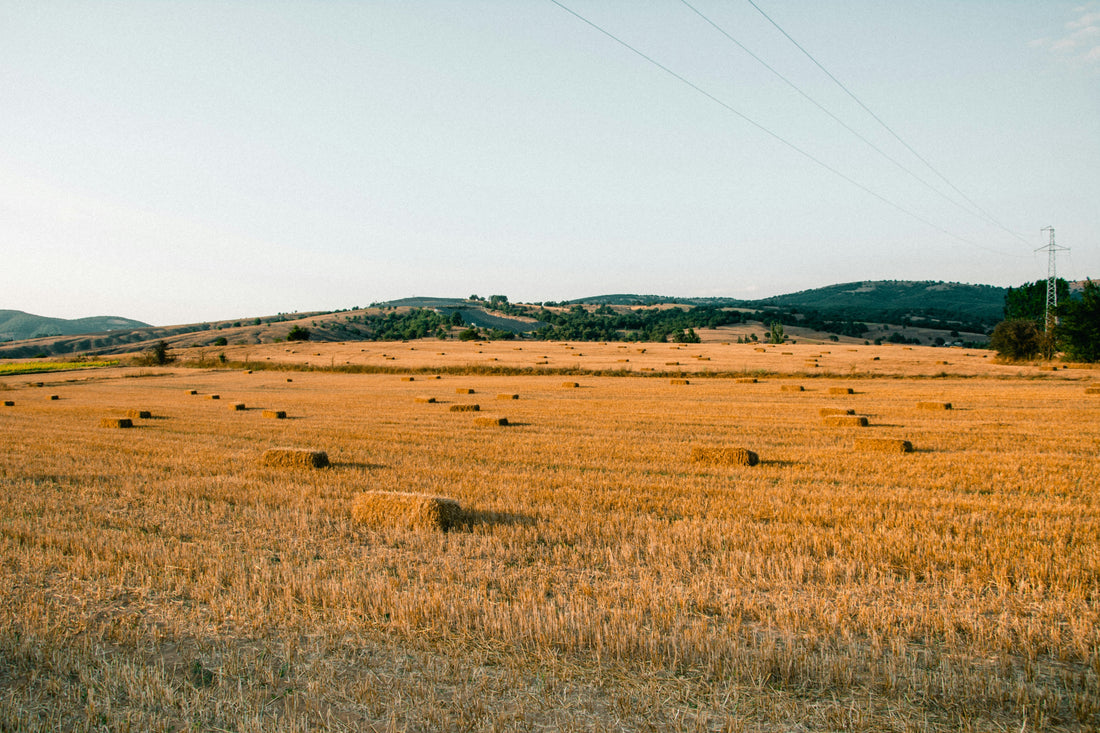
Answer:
[
  {"left": 678, "top": 0, "right": 1013, "bottom": 237},
  {"left": 744, "top": 0, "right": 1032, "bottom": 248},
  {"left": 547, "top": 0, "right": 1010, "bottom": 254}
]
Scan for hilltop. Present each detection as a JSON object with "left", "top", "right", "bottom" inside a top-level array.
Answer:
[{"left": 0, "top": 310, "right": 151, "bottom": 342}]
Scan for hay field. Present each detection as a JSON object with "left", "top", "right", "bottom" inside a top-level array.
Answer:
[{"left": 1, "top": 353, "right": 1098, "bottom": 731}]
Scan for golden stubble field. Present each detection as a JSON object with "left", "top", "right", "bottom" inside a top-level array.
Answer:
[{"left": 1, "top": 341, "right": 1098, "bottom": 732}]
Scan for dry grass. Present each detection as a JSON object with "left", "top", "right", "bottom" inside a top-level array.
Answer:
[
  {"left": 0, "top": 355, "right": 1097, "bottom": 731},
  {"left": 350, "top": 491, "right": 462, "bottom": 531},
  {"left": 261, "top": 448, "right": 330, "bottom": 469}
]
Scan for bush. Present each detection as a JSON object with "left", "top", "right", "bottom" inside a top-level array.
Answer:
[
  {"left": 989, "top": 320, "right": 1042, "bottom": 360},
  {"left": 286, "top": 326, "right": 310, "bottom": 342},
  {"left": 458, "top": 328, "right": 480, "bottom": 341},
  {"left": 213, "top": 336, "right": 228, "bottom": 346}
]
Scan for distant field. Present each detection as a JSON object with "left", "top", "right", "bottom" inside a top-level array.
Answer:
[
  {"left": 0, "top": 360, "right": 118, "bottom": 376},
  {"left": 1, "top": 344, "right": 1097, "bottom": 731}
]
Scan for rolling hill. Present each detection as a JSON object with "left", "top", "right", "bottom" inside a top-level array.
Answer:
[{"left": 0, "top": 310, "right": 152, "bottom": 342}]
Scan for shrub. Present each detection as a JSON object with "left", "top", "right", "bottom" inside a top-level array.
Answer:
[
  {"left": 989, "top": 320, "right": 1042, "bottom": 360},
  {"left": 286, "top": 326, "right": 310, "bottom": 342}
]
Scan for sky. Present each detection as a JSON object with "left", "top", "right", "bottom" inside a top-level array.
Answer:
[{"left": 2, "top": 1, "right": 1098, "bottom": 326}]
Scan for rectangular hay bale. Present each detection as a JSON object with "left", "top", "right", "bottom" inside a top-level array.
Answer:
[
  {"left": 414, "top": 396, "right": 437, "bottom": 403},
  {"left": 828, "top": 387, "right": 854, "bottom": 395},
  {"left": 100, "top": 418, "right": 133, "bottom": 429},
  {"left": 824, "top": 415, "right": 868, "bottom": 427},
  {"left": 819, "top": 408, "right": 855, "bottom": 417},
  {"left": 917, "top": 401, "right": 952, "bottom": 410},
  {"left": 351, "top": 491, "right": 463, "bottom": 531},
  {"left": 670, "top": 378, "right": 689, "bottom": 385},
  {"left": 449, "top": 404, "right": 480, "bottom": 412},
  {"left": 261, "top": 448, "right": 329, "bottom": 468},
  {"left": 496, "top": 393, "right": 519, "bottom": 400},
  {"left": 854, "top": 438, "right": 913, "bottom": 453},
  {"left": 262, "top": 410, "right": 287, "bottom": 419},
  {"left": 127, "top": 410, "right": 152, "bottom": 419},
  {"left": 691, "top": 446, "right": 759, "bottom": 466},
  {"left": 474, "top": 416, "right": 509, "bottom": 426}
]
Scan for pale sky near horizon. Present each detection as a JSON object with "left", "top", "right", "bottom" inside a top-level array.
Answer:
[{"left": 2, "top": 1, "right": 1098, "bottom": 326}]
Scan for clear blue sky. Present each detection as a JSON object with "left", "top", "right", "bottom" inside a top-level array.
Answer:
[{"left": 2, "top": 1, "right": 1097, "bottom": 325}]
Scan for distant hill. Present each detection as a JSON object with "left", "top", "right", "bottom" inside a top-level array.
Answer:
[
  {"left": 755, "top": 280, "right": 1007, "bottom": 323},
  {"left": 0, "top": 310, "right": 152, "bottom": 342}
]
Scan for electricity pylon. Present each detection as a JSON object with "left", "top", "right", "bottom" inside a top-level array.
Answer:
[{"left": 1036, "top": 226, "right": 1068, "bottom": 333}]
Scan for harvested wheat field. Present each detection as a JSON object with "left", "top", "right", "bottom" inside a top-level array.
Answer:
[{"left": 1, "top": 350, "right": 1098, "bottom": 731}]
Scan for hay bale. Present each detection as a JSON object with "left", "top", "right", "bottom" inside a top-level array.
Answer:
[
  {"left": 351, "top": 491, "right": 462, "bottom": 531},
  {"left": 206, "top": 394, "right": 220, "bottom": 400},
  {"left": 917, "top": 401, "right": 952, "bottom": 410},
  {"left": 414, "top": 396, "right": 437, "bottom": 403},
  {"left": 49, "top": 395, "right": 60, "bottom": 401},
  {"left": 100, "top": 418, "right": 133, "bottom": 429},
  {"left": 261, "top": 448, "right": 329, "bottom": 468},
  {"left": 781, "top": 385, "right": 805, "bottom": 392},
  {"left": 229, "top": 403, "right": 246, "bottom": 411},
  {"left": 286, "top": 378, "right": 293, "bottom": 382},
  {"left": 824, "top": 415, "right": 868, "bottom": 427},
  {"left": 449, "top": 404, "right": 479, "bottom": 412},
  {"left": 854, "top": 438, "right": 913, "bottom": 453},
  {"left": 186, "top": 390, "right": 197, "bottom": 395},
  {"left": 456, "top": 388, "right": 475, "bottom": 394},
  {"left": 665, "top": 361, "right": 680, "bottom": 366},
  {"left": 474, "top": 416, "right": 509, "bottom": 426},
  {"left": 828, "top": 387, "right": 854, "bottom": 395},
  {"left": 496, "top": 393, "right": 519, "bottom": 400},
  {"left": 691, "top": 446, "right": 759, "bottom": 466},
  {"left": 262, "top": 410, "right": 287, "bottom": 419},
  {"left": 401, "top": 376, "right": 415, "bottom": 382},
  {"left": 819, "top": 408, "right": 855, "bottom": 417},
  {"left": 3, "top": 401, "right": 14, "bottom": 407},
  {"left": 736, "top": 378, "right": 757, "bottom": 384},
  {"left": 1086, "top": 386, "right": 1100, "bottom": 395},
  {"left": 127, "top": 410, "right": 152, "bottom": 419},
  {"left": 670, "top": 378, "right": 689, "bottom": 385},
  {"left": 754, "top": 347, "right": 766, "bottom": 352},
  {"left": 561, "top": 382, "right": 579, "bottom": 388}
]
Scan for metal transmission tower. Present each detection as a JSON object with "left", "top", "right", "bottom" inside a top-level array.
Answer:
[{"left": 1036, "top": 226, "right": 1068, "bottom": 333}]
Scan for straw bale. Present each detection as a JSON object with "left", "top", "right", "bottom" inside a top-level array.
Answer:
[
  {"left": 1084, "top": 386, "right": 1100, "bottom": 395},
  {"left": 824, "top": 415, "right": 868, "bottom": 427},
  {"left": 401, "top": 376, "right": 415, "bottom": 382},
  {"left": 100, "top": 418, "right": 133, "bottom": 429},
  {"left": 819, "top": 408, "right": 855, "bottom": 417},
  {"left": 206, "top": 394, "right": 220, "bottom": 400},
  {"left": 262, "top": 410, "right": 287, "bottom": 419},
  {"left": 691, "top": 446, "right": 759, "bottom": 466},
  {"left": 414, "top": 396, "right": 437, "bottom": 403},
  {"left": 449, "top": 404, "right": 480, "bottom": 412},
  {"left": 49, "top": 395, "right": 60, "bottom": 400},
  {"left": 496, "top": 393, "right": 519, "bottom": 400},
  {"left": 562, "top": 382, "right": 579, "bottom": 388},
  {"left": 186, "top": 390, "right": 197, "bottom": 395},
  {"left": 127, "top": 410, "right": 152, "bottom": 419},
  {"left": 854, "top": 438, "right": 913, "bottom": 453},
  {"left": 351, "top": 491, "right": 463, "bottom": 531},
  {"left": 3, "top": 401, "right": 14, "bottom": 407},
  {"left": 829, "top": 387, "right": 854, "bottom": 395},
  {"left": 781, "top": 385, "right": 805, "bottom": 392},
  {"left": 261, "top": 448, "right": 329, "bottom": 468},
  {"left": 917, "top": 401, "right": 952, "bottom": 410},
  {"left": 670, "top": 378, "right": 689, "bottom": 385},
  {"left": 229, "top": 403, "right": 246, "bottom": 411},
  {"left": 736, "top": 378, "right": 757, "bottom": 384},
  {"left": 474, "top": 416, "right": 509, "bottom": 426},
  {"left": 456, "top": 388, "right": 475, "bottom": 394}
]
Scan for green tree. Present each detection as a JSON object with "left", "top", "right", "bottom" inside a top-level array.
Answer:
[
  {"left": 768, "top": 322, "right": 785, "bottom": 345},
  {"left": 989, "top": 319, "right": 1042, "bottom": 360},
  {"left": 286, "top": 325, "right": 310, "bottom": 342},
  {"left": 1057, "top": 280, "right": 1100, "bottom": 362},
  {"left": 1004, "top": 279, "right": 1069, "bottom": 321},
  {"left": 458, "top": 327, "right": 480, "bottom": 341}
]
